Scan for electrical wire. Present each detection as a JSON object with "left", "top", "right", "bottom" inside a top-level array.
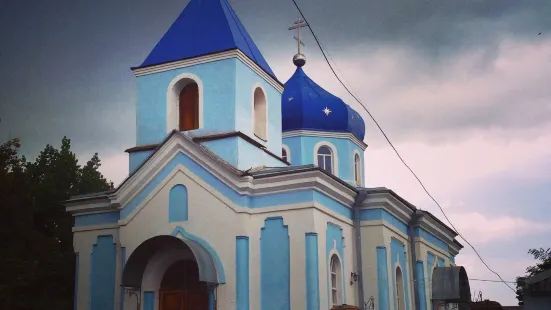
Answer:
[
  {"left": 289, "top": 0, "right": 517, "bottom": 294},
  {"left": 469, "top": 278, "right": 517, "bottom": 284}
]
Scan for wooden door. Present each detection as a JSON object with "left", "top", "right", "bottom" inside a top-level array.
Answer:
[
  {"left": 160, "top": 290, "right": 184, "bottom": 310},
  {"left": 185, "top": 290, "right": 209, "bottom": 310},
  {"left": 179, "top": 83, "right": 199, "bottom": 131}
]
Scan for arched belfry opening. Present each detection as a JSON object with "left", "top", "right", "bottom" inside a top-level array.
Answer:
[
  {"left": 179, "top": 82, "right": 199, "bottom": 131},
  {"left": 121, "top": 234, "right": 222, "bottom": 310}
]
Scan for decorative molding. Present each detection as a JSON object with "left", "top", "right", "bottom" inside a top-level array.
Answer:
[
  {"left": 313, "top": 140, "right": 340, "bottom": 177},
  {"left": 283, "top": 130, "right": 367, "bottom": 150},
  {"left": 67, "top": 133, "right": 357, "bottom": 218},
  {"left": 132, "top": 49, "right": 284, "bottom": 93},
  {"left": 166, "top": 72, "right": 205, "bottom": 133}
]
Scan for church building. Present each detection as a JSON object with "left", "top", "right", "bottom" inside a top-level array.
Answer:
[{"left": 65, "top": 1, "right": 472, "bottom": 310}]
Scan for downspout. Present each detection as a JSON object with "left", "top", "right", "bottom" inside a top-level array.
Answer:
[
  {"left": 408, "top": 210, "right": 423, "bottom": 310},
  {"left": 353, "top": 189, "right": 368, "bottom": 308}
]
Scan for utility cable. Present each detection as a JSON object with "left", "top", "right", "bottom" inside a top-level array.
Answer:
[{"left": 289, "top": 0, "right": 517, "bottom": 293}]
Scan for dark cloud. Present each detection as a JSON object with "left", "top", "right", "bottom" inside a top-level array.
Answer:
[{"left": 1, "top": 0, "right": 550, "bottom": 157}]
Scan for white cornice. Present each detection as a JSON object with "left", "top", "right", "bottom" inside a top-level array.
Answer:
[
  {"left": 283, "top": 130, "right": 367, "bottom": 150},
  {"left": 131, "top": 49, "right": 284, "bottom": 93},
  {"left": 67, "top": 132, "right": 357, "bottom": 217}
]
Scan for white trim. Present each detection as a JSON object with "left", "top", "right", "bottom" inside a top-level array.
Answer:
[
  {"left": 314, "top": 141, "right": 339, "bottom": 177},
  {"left": 252, "top": 83, "right": 268, "bottom": 142},
  {"left": 395, "top": 265, "right": 406, "bottom": 310},
  {"left": 353, "top": 150, "right": 362, "bottom": 186},
  {"left": 132, "top": 49, "right": 284, "bottom": 93},
  {"left": 166, "top": 72, "right": 204, "bottom": 133},
  {"left": 281, "top": 144, "right": 291, "bottom": 164},
  {"left": 283, "top": 130, "right": 367, "bottom": 150},
  {"left": 72, "top": 223, "right": 119, "bottom": 232},
  {"left": 328, "top": 249, "right": 344, "bottom": 307}
]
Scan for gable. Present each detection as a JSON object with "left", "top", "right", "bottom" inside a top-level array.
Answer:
[{"left": 67, "top": 132, "right": 358, "bottom": 228}]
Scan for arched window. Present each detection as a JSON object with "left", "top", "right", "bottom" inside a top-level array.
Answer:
[
  {"left": 253, "top": 87, "right": 267, "bottom": 140},
  {"left": 317, "top": 146, "right": 333, "bottom": 173},
  {"left": 281, "top": 145, "right": 290, "bottom": 163},
  {"left": 354, "top": 153, "right": 361, "bottom": 185},
  {"left": 179, "top": 82, "right": 199, "bottom": 131},
  {"left": 330, "top": 254, "right": 342, "bottom": 306},
  {"left": 396, "top": 267, "right": 406, "bottom": 310},
  {"left": 168, "top": 184, "right": 188, "bottom": 222}
]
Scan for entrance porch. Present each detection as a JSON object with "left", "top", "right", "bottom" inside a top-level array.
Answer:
[{"left": 121, "top": 234, "right": 223, "bottom": 310}]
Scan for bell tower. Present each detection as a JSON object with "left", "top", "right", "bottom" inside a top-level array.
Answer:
[{"left": 125, "top": 0, "right": 287, "bottom": 173}]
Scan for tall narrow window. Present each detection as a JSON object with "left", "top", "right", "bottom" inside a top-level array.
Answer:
[
  {"left": 179, "top": 82, "right": 199, "bottom": 131},
  {"left": 330, "top": 254, "right": 342, "bottom": 306},
  {"left": 317, "top": 146, "right": 333, "bottom": 174},
  {"left": 253, "top": 87, "right": 267, "bottom": 140},
  {"left": 282, "top": 148, "right": 288, "bottom": 162},
  {"left": 396, "top": 267, "right": 405, "bottom": 310},
  {"left": 354, "top": 153, "right": 361, "bottom": 185}
]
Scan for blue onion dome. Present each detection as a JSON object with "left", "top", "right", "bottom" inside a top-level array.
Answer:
[{"left": 281, "top": 66, "right": 366, "bottom": 141}]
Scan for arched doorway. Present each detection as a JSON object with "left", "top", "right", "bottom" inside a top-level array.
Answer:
[
  {"left": 121, "top": 233, "right": 224, "bottom": 310},
  {"left": 159, "top": 260, "right": 209, "bottom": 310}
]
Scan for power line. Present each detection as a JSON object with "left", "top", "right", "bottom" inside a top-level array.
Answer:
[
  {"left": 469, "top": 278, "right": 517, "bottom": 284},
  {"left": 289, "top": 0, "right": 517, "bottom": 294}
]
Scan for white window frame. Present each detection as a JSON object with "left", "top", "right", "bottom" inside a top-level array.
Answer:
[
  {"left": 353, "top": 151, "right": 362, "bottom": 186},
  {"left": 252, "top": 84, "right": 268, "bottom": 141},
  {"left": 313, "top": 141, "right": 339, "bottom": 176},
  {"left": 166, "top": 72, "right": 204, "bottom": 133}
]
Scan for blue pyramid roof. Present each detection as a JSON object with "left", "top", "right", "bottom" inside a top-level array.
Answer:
[
  {"left": 137, "top": 0, "right": 276, "bottom": 79},
  {"left": 282, "top": 67, "right": 366, "bottom": 141}
]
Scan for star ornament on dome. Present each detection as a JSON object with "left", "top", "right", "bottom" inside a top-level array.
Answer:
[{"left": 323, "top": 107, "right": 332, "bottom": 116}]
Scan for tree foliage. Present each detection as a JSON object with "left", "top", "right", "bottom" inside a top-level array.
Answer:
[
  {"left": 515, "top": 247, "right": 551, "bottom": 305},
  {"left": 0, "top": 137, "right": 113, "bottom": 310}
]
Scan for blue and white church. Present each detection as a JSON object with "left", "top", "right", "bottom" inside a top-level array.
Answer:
[{"left": 66, "top": 1, "right": 472, "bottom": 310}]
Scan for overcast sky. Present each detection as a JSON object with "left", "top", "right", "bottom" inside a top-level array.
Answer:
[{"left": 1, "top": 0, "right": 550, "bottom": 305}]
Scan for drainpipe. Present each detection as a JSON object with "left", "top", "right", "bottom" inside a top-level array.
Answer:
[
  {"left": 353, "top": 189, "right": 368, "bottom": 308},
  {"left": 408, "top": 210, "right": 423, "bottom": 310}
]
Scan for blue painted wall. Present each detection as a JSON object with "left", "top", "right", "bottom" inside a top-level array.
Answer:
[
  {"left": 203, "top": 137, "right": 239, "bottom": 167},
  {"left": 360, "top": 209, "right": 408, "bottom": 235},
  {"left": 143, "top": 291, "right": 155, "bottom": 310},
  {"left": 133, "top": 57, "right": 284, "bottom": 170},
  {"left": 236, "top": 236, "right": 250, "bottom": 310},
  {"left": 437, "top": 257, "right": 445, "bottom": 267},
  {"left": 416, "top": 261, "right": 427, "bottom": 310},
  {"left": 390, "top": 238, "right": 411, "bottom": 310},
  {"left": 117, "top": 151, "right": 352, "bottom": 220},
  {"left": 414, "top": 227, "right": 449, "bottom": 253},
  {"left": 282, "top": 135, "right": 364, "bottom": 185},
  {"left": 169, "top": 184, "right": 189, "bottom": 222},
  {"left": 129, "top": 150, "right": 154, "bottom": 174},
  {"left": 135, "top": 59, "right": 237, "bottom": 145},
  {"left": 89, "top": 235, "right": 117, "bottom": 310},
  {"left": 209, "top": 288, "right": 215, "bottom": 310},
  {"left": 376, "top": 246, "right": 390, "bottom": 310},
  {"left": 427, "top": 252, "right": 436, "bottom": 309},
  {"left": 305, "top": 233, "right": 320, "bottom": 310},
  {"left": 120, "top": 248, "right": 126, "bottom": 310},
  {"left": 260, "top": 217, "right": 290, "bottom": 310},
  {"left": 236, "top": 137, "right": 285, "bottom": 169},
  {"left": 326, "top": 222, "right": 346, "bottom": 304},
  {"left": 234, "top": 60, "right": 282, "bottom": 156}
]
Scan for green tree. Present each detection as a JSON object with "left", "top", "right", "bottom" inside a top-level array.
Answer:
[
  {"left": 515, "top": 247, "right": 551, "bottom": 305},
  {"left": 0, "top": 137, "right": 113, "bottom": 310}
]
